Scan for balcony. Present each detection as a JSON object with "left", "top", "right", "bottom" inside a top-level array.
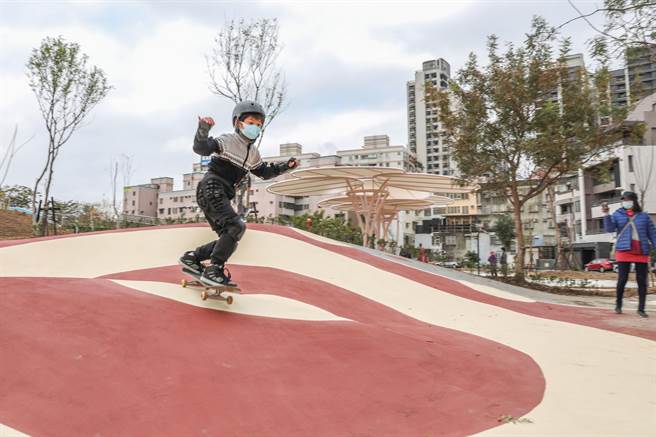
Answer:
[
  {"left": 590, "top": 198, "right": 622, "bottom": 219},
  {"left": 591, "top": 181, "right": 618, "bottom": 194}
]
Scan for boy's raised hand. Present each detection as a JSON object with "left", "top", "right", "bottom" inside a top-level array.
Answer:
[{"left": 198, "top": 116, "right": 215, "bottom": 127}]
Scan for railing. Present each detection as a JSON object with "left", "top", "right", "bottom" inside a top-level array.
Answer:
[{"left": 586, "top": 228, "right": 612, "bottom": 235}]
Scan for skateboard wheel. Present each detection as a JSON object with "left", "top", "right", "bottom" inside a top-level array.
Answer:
[
  {"left": 200, "top": 291, "right": 208, "bottom": 301},
  {"left": 181, "top": 279, "right": 187, "bottom": 287},
  {"left": 226, "top": 296, "right": 234, "bottom": 305}
]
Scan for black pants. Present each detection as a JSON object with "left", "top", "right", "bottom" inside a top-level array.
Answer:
[
  {"left": 616, "top": 262, "right": 648, "bottom": 311},
  {"left": 193, "top": 173, "right": 245, "bottom": 266}
]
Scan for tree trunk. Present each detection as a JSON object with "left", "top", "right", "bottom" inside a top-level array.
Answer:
[
  {"left": 112, "top": 161, "right": 120, "bottom": 229},
  {"left": 40, "top": 154, "right": 56, "bottom": 236},
  {"left": 32, "top": 150, "right": 52, "bottom": 229},
  {"left": 510, "top": 189, "right": 526, "bottom": 282}
]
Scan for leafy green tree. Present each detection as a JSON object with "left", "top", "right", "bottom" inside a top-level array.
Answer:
[
  {"left": 464, "top": 251, "right": 480, "bottom": 269},
  {"left": 561, "top": 1, "right": 655, "bottom": 64},
  {"left": 432, "top": 17, "right": 628, "bottom": 280},
  {"left": 26, "top": 36, "right": 111, "bottom": 236},
  {"left": 0, "top": 185, "right": 34, "bottom": 209},
  {"left": 492, "top": 214, "right": 516, "bottom": 251}
]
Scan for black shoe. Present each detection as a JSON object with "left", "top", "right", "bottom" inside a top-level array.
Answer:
[
  {"left": 614, "top": 306, "right": 622, "bottom": 314},
  {"left": 179, "top": 251, "right": 203, "bottom": 275},
  {"left": 637, "top": 310, "right": 649, "bottom": 318},
  {"left": 200, "top": 264, "right": 235, "bottom": 287}
]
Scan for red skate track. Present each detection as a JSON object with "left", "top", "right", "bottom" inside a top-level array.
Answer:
[{"left": 0, "top": 223, "right": 653, "bottom": 436}]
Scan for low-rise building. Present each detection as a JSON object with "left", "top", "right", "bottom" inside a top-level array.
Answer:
[{"left": 336, "top": 135, "right": 421, "bottom": 172}]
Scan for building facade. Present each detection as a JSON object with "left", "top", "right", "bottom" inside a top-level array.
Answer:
[
  {"left": 336, "top": 135, "right": 420, "bottom": 171},
  {"left": 407, "top": 59, "right": 455, "bottom": 175},
  {"left": 610, "top": 45, "right": 656, "bottom": 108}
]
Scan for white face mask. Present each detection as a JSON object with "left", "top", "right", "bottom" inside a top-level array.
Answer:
[{"left": 622, "top": 201, "right": 634, "bottom": 210}]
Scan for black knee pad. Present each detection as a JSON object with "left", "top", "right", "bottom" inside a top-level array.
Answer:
[{"left": 224, "top": 216, "right": 246, "bottom": 241}]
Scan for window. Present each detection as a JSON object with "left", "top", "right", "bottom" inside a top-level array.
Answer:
[
  {"left": 149, "top": 202, "right": 152, "bottom": 206},
  {"left": 630, "top": 183, "right": 636, "bottom": 192},
  {"left": 159, "top": 209, "right": 164, "bottom": 214},
  {"left": 132, "top": 200, "right": 135, "bottom": 206},
  {"left": 628, "top": 155, "right": 634, "bottom": 172},
  {"left": 159, "top": 198, "right": 163, "bottom": 204},
  {"left": 133, "top": 191, "right": 136, "bottom": 196}
]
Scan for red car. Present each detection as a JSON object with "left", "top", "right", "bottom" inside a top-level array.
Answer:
[{"left": 584, "top": 258, "right": 614, "bottom": 273}]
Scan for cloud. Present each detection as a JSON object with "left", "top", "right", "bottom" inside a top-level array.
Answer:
[
  {"left": 0, "top": 1, "right": 610, "bottom": 203},
  {"left": 262, "top": 108, "right": 404, "bottom": 157}
]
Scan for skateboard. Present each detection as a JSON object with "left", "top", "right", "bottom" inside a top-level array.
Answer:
[{"left": 180, "top": 267, "right": 240, "bottom": 304}]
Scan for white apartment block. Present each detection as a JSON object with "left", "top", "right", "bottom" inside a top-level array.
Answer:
[
  {"left": 336, "top": 135, "right": 420, "bottom": 171},
  {"left": 407, "top": 58, "right": 456, "bottom": 176},
  {"left": 248, "top": 143, "right": 342, "bottom": 221}
]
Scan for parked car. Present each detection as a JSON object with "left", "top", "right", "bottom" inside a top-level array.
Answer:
[
  {"left": 436, "top": 261, "right": 462, "bottom": 269},
  {"left": 584, "top": 258, "right": 615, "bottom": 273}
]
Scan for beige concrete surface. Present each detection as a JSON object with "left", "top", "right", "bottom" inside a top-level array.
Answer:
[
  {"left": 0, "top": 424, "right": 30, "bottom": 437},
  {"left": 1, "top": 227, "right": 655, "bottom": 435},
  {"left": 286, "top": 227, "right": 353, "bottom": 247},
  {"left": 111, "top": 279, "right": 350, "bottom": 322}
]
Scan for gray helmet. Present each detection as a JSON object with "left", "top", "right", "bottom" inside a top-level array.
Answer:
[{"left": 232, "top": 100, "right": 265, "bottom": 125}]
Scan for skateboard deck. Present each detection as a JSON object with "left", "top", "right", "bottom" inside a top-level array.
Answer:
[{"left": 180, "top": 267, "right": 241, "bottom": 304}]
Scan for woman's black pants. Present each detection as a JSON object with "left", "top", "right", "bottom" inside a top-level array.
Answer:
[{"left": 616, "top": 262, "right": 648, "bottom": 312}]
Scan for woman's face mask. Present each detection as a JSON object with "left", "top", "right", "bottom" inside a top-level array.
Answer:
[{"left": 622, "top": 200, "right": 634, "bottom": 210}]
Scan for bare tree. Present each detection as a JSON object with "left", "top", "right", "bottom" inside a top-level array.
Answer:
[
  {"left": 118, "top": 153, "right": 134, "bottom": 223},
  {"left": 559, "top": 1, "right": 656, "bottom": 61},
  {"left": 119, "top": 154, "right": 134, "bottom": 188},
  {"left": 1, "top": 125, "right": 33, "bottom": 188},
  {"left": 206, "top": 18, "right": 287, "bottom": 212},
  {"left": 109, "top": 159, "right": 120, "bottom": 229},
  {"left": 206, "top": 18, "right": 286, "bottom": 141},
  {"left": 632, "top": 146, "right": 655, "bottom": 205},
  {"left": 26, "top": 36, "right": 111, "bottom": 235}
]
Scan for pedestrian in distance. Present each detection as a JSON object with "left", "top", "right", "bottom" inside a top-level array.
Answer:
[
  {"left": 603, "top": 191, "right": 656, "bottom": 318},
  {"left": 500, "top": 247, "right": 508, "bottom": 277},
  {"left": 488, "top": 251, "right": 498, "bottom": 278},
  {"left": 418, "top": 243, "right": 428, "bottom": 263},
  {"left": 179, "top": 101, "right": 298, "bottom": 287}
]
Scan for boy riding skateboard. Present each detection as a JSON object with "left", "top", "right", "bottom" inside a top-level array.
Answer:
[{"left": 179, "top": 101, "right": 298, "bottom": 286}]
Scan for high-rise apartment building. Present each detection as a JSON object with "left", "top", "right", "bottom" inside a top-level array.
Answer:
[
  {"left": 407, "top": 59, "right": 453, "bottom": 175},
  {"left": 610, "top": 45, "right": 656, "bottom": 108}
]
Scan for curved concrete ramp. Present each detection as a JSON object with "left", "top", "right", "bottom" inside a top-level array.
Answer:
[{"left": 0, "top": 223, "right": 654, "bottom": 436}]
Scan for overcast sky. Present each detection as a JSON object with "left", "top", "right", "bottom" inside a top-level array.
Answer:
[{"left": 0, "top": 0, "right": 608, "bottom": 202}]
